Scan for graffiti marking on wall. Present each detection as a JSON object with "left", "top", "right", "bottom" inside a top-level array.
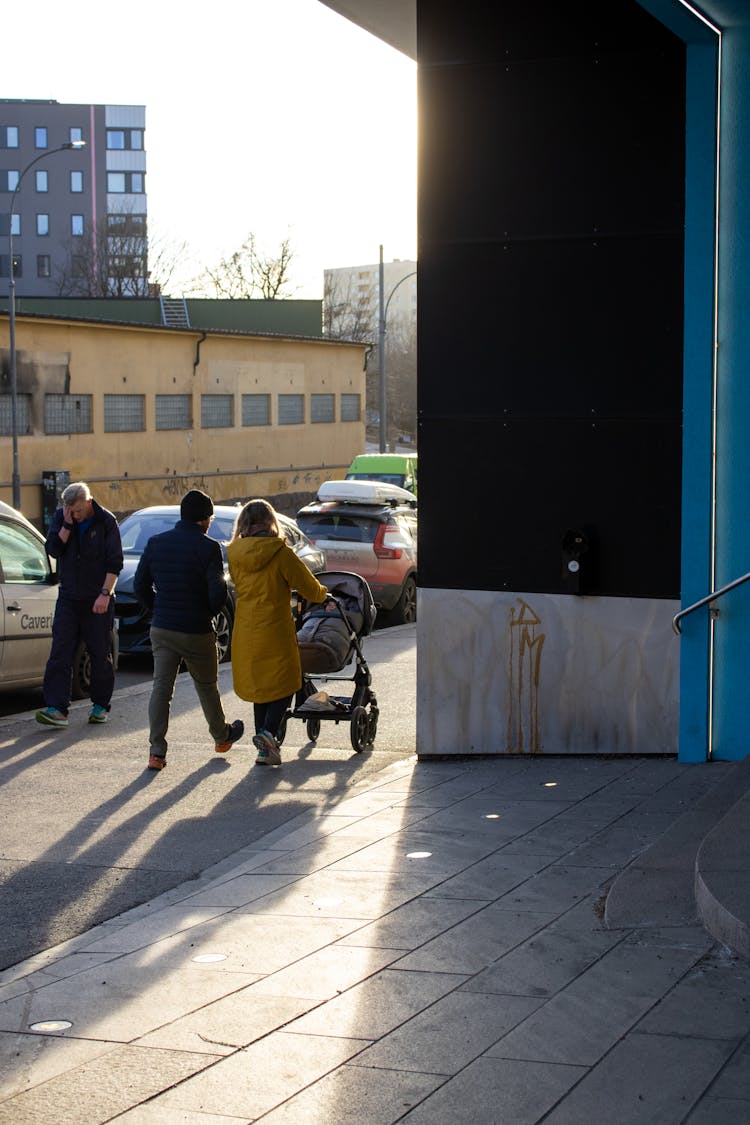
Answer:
[{"left": 507, "top": 599, "right": 544, "bottom": 754}]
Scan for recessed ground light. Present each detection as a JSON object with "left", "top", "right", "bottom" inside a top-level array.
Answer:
[
  {"left": 543, "top": 781, "right": 558, "bottom": 787},
  {"left": 406, "top": 851, "right": 432, "bottom": 858},
  {"left": 30, "top": 1020, "right": 72, "bottom": 1032},
  {"left": 191, "top": 953, "right": 227, "bottom": 964},
  {"left": 484, "top": 814, "right": 500, "bottom": 819},
  {"left": 312, "top": 897, "right": 344, "bottom": 907}
]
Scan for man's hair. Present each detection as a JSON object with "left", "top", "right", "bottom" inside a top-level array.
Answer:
[{"left": 61, "top": 481, "right": 91, "bottom": 506}]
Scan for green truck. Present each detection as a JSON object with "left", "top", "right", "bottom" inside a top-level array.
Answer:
[{"left": 345, "top": 452, "right": 418, "bottom": 496}]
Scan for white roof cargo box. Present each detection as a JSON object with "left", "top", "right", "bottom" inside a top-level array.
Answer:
[{"left": 317, "top": 479, "right": 416, "bottom": 506}]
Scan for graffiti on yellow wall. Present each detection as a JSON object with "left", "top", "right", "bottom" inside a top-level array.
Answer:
[{"left": 507, "top": 599, "right": 545, "bottom": 754}]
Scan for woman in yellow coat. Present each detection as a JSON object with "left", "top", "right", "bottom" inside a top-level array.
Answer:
[{"left": 227, "top": 499, "right": 327, "bottom": 765}]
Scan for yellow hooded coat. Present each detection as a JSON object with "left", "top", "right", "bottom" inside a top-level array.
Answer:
[{"left": 227, "top": 535, "right": 327, "bottom": 703}]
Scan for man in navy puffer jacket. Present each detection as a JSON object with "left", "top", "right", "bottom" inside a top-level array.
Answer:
[{"left": 134, "top": 489, "right": 243, "bottom": 771}]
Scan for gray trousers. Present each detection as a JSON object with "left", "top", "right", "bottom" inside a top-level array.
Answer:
[{"left": 148, "top": 626, "right": 228, "bottom": 757}]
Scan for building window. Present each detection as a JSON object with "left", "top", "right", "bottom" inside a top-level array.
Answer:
[
  {"left": 0, "top": 255, "right": 22, "bottom": 278},
  {"left": 69, "top": 127, "right": 83, "bottom": 144},
  {"left": 37, "top": 254, "right": 50, "bottom": 278},
  {"left": 104, "top": 394, "right": 144, "bottom": 432},
  {"left": 35, "top": 170, "right": 48, "bottom": 192},
  {"left": 45, "top": 394, "right": 92, "bottom": 435},
  {"left": 36, "top": 214, "right": 49, "bottom": 236},
  {"left": 72, "top": 255, "right": 86, "bottom": 278},
  {"left": 0, "top": 394, "right": 30, "bottom": 435},
  {"left": 311, "top": 393, "right": 335, "bottom": 423},
  {"left": 70, "top": 170, "right": 83, "bottom": 193},
  {"left": 278, "top": 394, "right": 304, "bottom": 425},
  {"left": 71, "top": 214, "right": 84, "bottom": 236},
  {"left": 34, "top": 126, "right": 47, "bottom": 149},
  {"left": 241, "top": 394, "right": 270, "bottom": 427},
  {"left": 341, "top": 393, "right": 361, "bottom": 422},
  {"left": 106, "top": 128, "right": 143, "bottom": 150},
  {"left": 107, "top": 171, "right": 144, "bottom": 193},
  {"left": 1, "top": 170, "right": 19, "bottom": 191},
  {"left": 201, "top": 394, "right": 234, "bottom": 428},
  {"left": 155, "top": 394, "right": 191, "bottom": 430},
  {"left": 2, "top": 126, "right": 19, "bottom": 148},
  {"left": 10, "top": 214, "right": 20, "bottom": 237},
  {"left": 107, "top": 213, "right": 145, "bottom": 235}
]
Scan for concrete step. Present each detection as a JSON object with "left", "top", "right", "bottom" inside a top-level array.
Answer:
[
  {"left": 696, "top": 756, "right": 750, "bottom": 959},
  {"left": 605, "top": 756, "right": 750, "bottom": 938}
]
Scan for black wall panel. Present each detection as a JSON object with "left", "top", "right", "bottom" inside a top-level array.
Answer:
[{"left": 417, "top": 0, "right": 686, "bottom": 598}]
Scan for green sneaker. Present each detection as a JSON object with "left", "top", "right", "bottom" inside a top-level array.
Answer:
[
  {"left": 88, "top": 704, "right": 108, "bottom": 724},
  {"left": 36, "top": 706, "right": 68, "bottom": 728}
]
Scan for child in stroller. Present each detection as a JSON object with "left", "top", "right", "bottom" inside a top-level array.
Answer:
[{"left": 278, "top": 571, "right": 379, "bottom": 753}]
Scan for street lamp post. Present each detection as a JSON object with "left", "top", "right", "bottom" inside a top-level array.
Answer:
[
  {"left": 377, "top": 247, "right": 417, "bottom": 454},
  {"left": 7, "top": 141, "right": 85, "bottom": 510}
]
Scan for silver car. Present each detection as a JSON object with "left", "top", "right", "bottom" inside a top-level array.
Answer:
[{"left": 0, "top": 500, "right": 110, "bottom": 697}]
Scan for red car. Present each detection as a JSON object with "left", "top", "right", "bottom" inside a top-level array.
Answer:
[{"left": 296, "top": 480, "right": 417, "bottom": 625}]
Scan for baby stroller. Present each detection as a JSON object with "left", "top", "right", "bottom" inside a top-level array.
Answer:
[{"left": 277, "top": 571, "right": 379, "bottom": 753}]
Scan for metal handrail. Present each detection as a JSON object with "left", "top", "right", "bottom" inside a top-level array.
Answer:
[{"left": 672, "top": 571, "right": 750, "bottom": 635}]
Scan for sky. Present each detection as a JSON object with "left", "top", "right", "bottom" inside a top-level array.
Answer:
[{"left": 6, "top": 0, "right": 417, "bottom": 298}]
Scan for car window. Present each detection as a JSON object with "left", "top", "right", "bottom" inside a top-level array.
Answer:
[
  {"left": 0, "top": 520, "right": 50, "bottom": 582},
  {"left": 398, "top": 514, "right": 418, "bottom": 544},
  {"left": 119, "top": 513, "right": 178, "bottom": 551},
  {"left": 297, "top": 513, "right": 379, "bottom": 544},
  {"left": 208, "top": 516, "right": 236, "bottom": 546}
]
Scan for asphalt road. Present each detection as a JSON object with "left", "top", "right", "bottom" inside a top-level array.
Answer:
[{"left": 0, "top": 624, "right": 417, "bottom": 971}]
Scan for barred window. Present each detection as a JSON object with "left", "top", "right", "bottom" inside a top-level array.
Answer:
[
  {"left": 201, "top": 394, "right": 234, "bottom": 428},
  {"left": 104, "top": 394, "right": 144, "bottom": 432},
  {"left": 44, "top": 394, "right": 92, "bottom": 434},
  {"left": 155, "top": 394, "right": 191, "bottom": 430},
  {"left": 278, "top": 393, "right": 304, "bottom": 425},
  {"left": 0, "top": 394, "right": 31, "bottom": 435},
  {"left": 341, "top": 393, "right": 361, "bottom": 422},
  {"left": 242, "top": 393, "right": 270, "bottom": 427},
  {"left": 311, "top": 393, "right": 335, "bottom": 423}
]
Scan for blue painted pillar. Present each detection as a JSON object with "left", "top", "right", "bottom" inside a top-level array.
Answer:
[
  {"left": 712, "top": 20, "right": 750, "bottom": 760},
  {"left": 678, "top": 39, "right": 719, "bottom": 762}
]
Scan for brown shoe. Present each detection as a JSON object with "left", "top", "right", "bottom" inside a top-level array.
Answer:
[
  {"left": 215, "top": 719, "right": 244, "bottom": 753},
  {"left": 148, "top": 754, "right": 166, "bottom": 771}
]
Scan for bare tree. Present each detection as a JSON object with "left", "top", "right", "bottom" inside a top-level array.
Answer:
[
  {"left": 193, "top": 233, "right": 296, "bottom": 299},
  {"left": 54, "top": 207, "right": 148, "bottom": 297},
  {"left": 323, "top": 272, "right": 375, "bottom": 342}
]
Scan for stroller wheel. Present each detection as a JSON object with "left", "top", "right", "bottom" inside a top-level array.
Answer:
[
  {"left": 306, "top": 717, "right": 321, "bottom": 742},
  {"left": 366, "top": 711, "right": 378, "bottom": 747},
  {"left": 350, "top": 706, "right": 369, "bottom": 753}
]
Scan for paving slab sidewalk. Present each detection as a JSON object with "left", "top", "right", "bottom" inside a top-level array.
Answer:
[{"left": 1, "top": 753, "right": 749, "bottom": 1124}]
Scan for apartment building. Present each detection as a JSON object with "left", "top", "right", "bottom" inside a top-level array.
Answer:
[
  {"left": 0, "top": 99, "right": 146, "bottom": 298},
  {"left": 324, "top": 258, "right": 416, "bottom": 340}
]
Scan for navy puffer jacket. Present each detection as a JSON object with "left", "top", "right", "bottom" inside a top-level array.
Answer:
[
  {"left": 46, "top": 499, "right": 123, "bottom": 603},
  {"left": 133, "top": 519, "right": 228, "bottom": 634}
]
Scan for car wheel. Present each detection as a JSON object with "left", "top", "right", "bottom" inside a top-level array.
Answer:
[
  {"left": 71, "top": 625, "right": 118, "bottom": 700},
  {"left": 387, "top": 576, "right": 417, "bottom": 626},
  {"left": 214, "top": 604, "right": 234, "bottom": 663},
  {"left": 71, "top": 640, "right": 91, "bottom": 700}
]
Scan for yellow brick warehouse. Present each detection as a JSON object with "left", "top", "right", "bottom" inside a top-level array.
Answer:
[{"left": 0, "top": 313, "right": 366, "bottom": 524}]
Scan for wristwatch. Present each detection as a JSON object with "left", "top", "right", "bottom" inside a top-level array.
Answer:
[
  {"left": 62, "top": 521, "right": 74, "bottom": 530},
  {"left": 100, "top": 589, "right": 112, "bottom": 597}
]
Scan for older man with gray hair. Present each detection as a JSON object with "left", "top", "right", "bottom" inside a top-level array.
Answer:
[{"left": 36, "top": 481, "right": 123, "bottom": 728}]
